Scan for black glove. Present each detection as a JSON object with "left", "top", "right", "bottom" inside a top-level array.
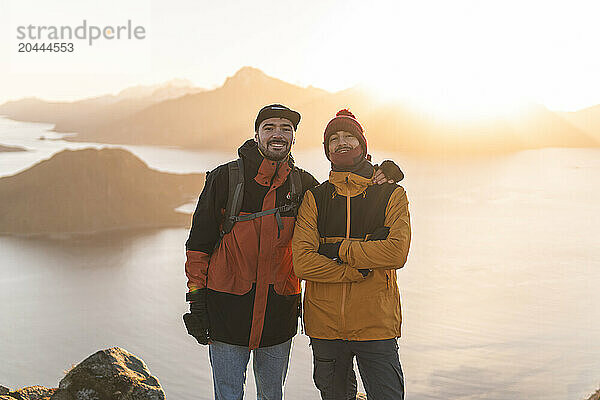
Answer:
[
  {"left": 358, "top": 227, "right": 391, "bottom": 276},
  {"left": 358, "top": 269, "right": 371, "bottom": 277},
  {"left": 183, "top": 288, "right": 210, "bottom": 345},
  {"left": 318, "top": 242, "right": 342, "bottom": 261},
  {"left": 375, "top": 160, "right": 404, "bottom": 183}
]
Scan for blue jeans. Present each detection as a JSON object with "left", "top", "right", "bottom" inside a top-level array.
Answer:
[
  {"left": 208, "top": 339, "right": 292, "bottom": 400},
  {"left": 310, "top": 338, "right": 404, "bottom": 400}
]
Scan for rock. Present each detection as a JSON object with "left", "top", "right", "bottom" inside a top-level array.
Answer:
[
  {"left": 56, "top": 347, "right": 165, "bottom": 400},
  {"left": 1, "top": 348, "right": 164, "bottom": 400},
  {"left": 5, "top": 386, "right": 56, "bottom": 400},
  {"left": 586, "top": 387, "right": 600, "bottom": 400}
]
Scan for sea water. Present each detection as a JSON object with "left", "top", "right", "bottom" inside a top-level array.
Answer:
[{"left": 1, "top": 117, "right": 599, "bottom": 400}]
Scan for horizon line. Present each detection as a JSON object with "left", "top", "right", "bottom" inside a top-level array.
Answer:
[{"left": 0, "top": 66, "right": 597, "bottom": 113}]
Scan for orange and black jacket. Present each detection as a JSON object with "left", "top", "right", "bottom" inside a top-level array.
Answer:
[
  {"left": 185, "top": 139, "right": 318, "bottom": 349},
  {"left": 292, "top": 161, "right": 411, "bottom": 341}
]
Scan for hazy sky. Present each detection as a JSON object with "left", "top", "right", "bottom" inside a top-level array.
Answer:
[{"left": 1, "top": 0, "right": 599, "bottom": 113}]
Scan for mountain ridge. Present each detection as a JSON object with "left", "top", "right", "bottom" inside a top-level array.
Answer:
[{"left": 1, "top": 67, "right": 598, "bottom": 154}]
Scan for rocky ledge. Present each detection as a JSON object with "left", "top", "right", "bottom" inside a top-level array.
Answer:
[
  {"left": 586, "top": 387, "right": 600, "bottom": 400},
  {"left": 0, "top": 348, "right": 164, "bottom": 400}
]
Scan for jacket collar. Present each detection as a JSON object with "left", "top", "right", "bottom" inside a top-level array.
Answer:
[
  {"left": 238, "top": 139, "right": 294, "bottom": 188},
  {"left": 328, "top": 160, "right": 374, "bottom": 197}
]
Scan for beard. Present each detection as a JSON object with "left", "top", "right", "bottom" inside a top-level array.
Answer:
[
  {"left": 328, "top": 145, "right": 364, "bottom": 168},
  {"left": 258, "top": 138, "right": 292, "bottom": 161}
]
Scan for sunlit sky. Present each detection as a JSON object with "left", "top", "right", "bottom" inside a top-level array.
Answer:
[{"left": 1, "top": 0, "right": 600, "bottom": 114}]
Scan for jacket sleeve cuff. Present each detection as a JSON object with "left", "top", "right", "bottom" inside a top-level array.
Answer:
[
  {"left": 338, "top": 240, "right": 351, "bottom": 264},
  {"left": 186, "top": 288, "right": 207, "bottom": 302}
]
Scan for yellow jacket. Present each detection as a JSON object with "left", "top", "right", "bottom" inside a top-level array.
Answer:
[{"left": 292, "top": 169, "right": 411, "bottom": 340}]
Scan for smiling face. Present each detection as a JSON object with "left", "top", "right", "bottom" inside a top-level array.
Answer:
[
  {"left": 255, "top": 117, "right": 295, "bottom": 161},
  {"left": 328, "top": 130, "right": 360, "bottom": 156}
]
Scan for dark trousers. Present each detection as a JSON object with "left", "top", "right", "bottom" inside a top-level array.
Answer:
[{"left": 310, "top": 338, "right": 405, "bottom": 400}]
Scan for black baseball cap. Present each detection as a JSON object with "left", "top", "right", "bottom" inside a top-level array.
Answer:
[{"left": 254, "top": 104, "right": 301, "bottom": 132}]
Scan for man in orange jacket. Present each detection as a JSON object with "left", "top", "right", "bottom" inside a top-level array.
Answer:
[{"left": 292, "top": 109, "right": 411, "bottom": 400}]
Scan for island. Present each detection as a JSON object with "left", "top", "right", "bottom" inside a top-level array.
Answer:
[
  {"left": 0, "top": 144, "right": 28, "bottom": 152},
  {"left": 0, "top": 147, "right": 204, "bottom": 235}
]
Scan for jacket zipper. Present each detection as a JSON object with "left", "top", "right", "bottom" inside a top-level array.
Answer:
[
  {"left": 340, "top": 176, "right": 350, "bottom": 335},
  {"left": 270, "top": 161, "right": 281, "bottom": 187},
  {"left": 345, "top": 182, "right": 351, "bottom": 238}
]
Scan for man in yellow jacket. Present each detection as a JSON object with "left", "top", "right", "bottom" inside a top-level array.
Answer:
[{"left": 292, "top": 109, "right": 411, "bottom": 400}]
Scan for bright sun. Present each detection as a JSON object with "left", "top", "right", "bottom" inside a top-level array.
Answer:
[
  {"left": 313, "top": 0, "right": 600, "bottom": 117},
  {"left": 364, "top": 70, "right": 530, "bottom": 121}
]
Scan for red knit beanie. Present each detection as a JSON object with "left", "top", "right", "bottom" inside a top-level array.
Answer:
[{"left": 323, "top": 109, "right": 368, "bottom": 161}]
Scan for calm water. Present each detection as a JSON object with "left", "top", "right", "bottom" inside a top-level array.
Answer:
[{"left": 1, "top": 117, "right": 599, "bottom": 400}]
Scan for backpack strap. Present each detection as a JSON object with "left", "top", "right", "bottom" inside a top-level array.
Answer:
[
  {"left": 288, "top": 167, "right": 303, "bottom": 208},
  {"left": 221, "top": 158, "right": 244, "bottom": 236},
  {"left": 220, "top": 163, "right": 303, "bottom": 240}
]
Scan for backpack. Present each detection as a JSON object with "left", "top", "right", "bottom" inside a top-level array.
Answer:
[{"left": 219, "top": 158, "right": 303, "bottom": 239}]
